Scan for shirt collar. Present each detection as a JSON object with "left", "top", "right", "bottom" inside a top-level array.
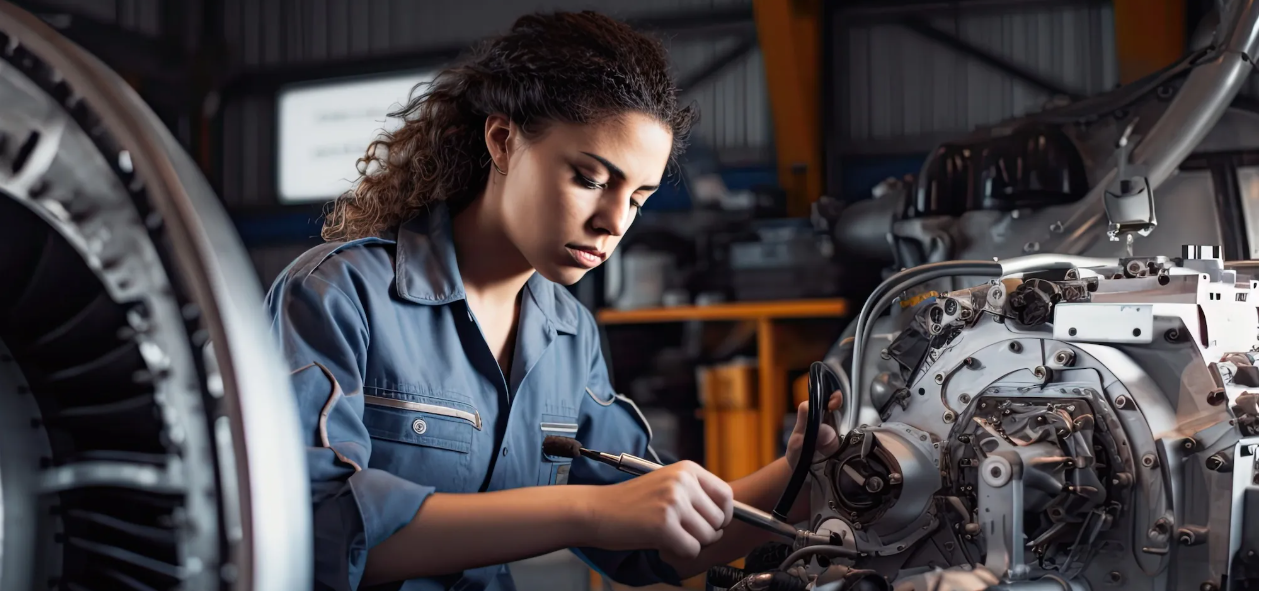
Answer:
[{"left": 393, "top": 203, "right": 579, "bottom": 334}]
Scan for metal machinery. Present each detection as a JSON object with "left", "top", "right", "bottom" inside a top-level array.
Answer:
[
  {"left": 704, "top": 1, "right": 1260, "bottom": 590},
  {"left": 0, "top": 3, "right": 310, "bottom": 590},
  {"left": 829, "top": 0, "right": 1260, "bottom": 273}
]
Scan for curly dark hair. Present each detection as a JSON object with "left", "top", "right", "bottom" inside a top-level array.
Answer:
[{"left": 321, "top": 11, "right": 698, "bottom": 241}]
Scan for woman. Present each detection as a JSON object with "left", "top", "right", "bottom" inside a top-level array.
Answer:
[{"left": 265, "top": 11, "right": 840, "bottom": 591}]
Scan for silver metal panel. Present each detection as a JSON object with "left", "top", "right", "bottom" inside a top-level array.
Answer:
[
  {"left": 1052, "top": 303, "right": 1154, "bottom": 343},
  {"left": 837, "top": 3, "right": 1118, "bottom": 149}
]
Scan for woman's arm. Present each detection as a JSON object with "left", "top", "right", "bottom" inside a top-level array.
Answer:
[
  {"left": 364, "top": 460, "right": 733, "bottom": 586},
  {"left": 363, "top": 485, "right": 591, "bottom": 586}
]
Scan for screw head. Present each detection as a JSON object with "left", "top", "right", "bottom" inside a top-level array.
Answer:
[
  {"left": 1115, "top": 395, "right": 1128, "bottom": 409},
  {"left": 959, "top": 393, "right": 972, "bottom": 404},
  {"left": 1009, "top": 341, "right": 1023, "bottom": 353},
  {"left": 1142, "top": 454, "right": 1157, "bottom": 468},
  {"left": 935, "top": 373, "right": 944, "bottom": 384},
  {"left": 943, "top": 411, "right": 957, "bottom": 423}
]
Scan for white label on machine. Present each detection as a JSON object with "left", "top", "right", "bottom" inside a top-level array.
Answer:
[{"left": 1053, "top": 303, "right": 1154, "bottom": 344}]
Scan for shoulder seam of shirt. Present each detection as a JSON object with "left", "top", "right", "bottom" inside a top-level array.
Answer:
[
  {"left": 298, "top": 236, "right": 393, "bottom": 281},
  {"left": 300, "top": 272, "right": 370, "bottom": 335}
]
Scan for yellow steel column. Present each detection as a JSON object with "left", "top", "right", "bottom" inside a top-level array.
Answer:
[
  {"left": 753, "top": 0, "right": 822, "bottom": 218},
  {"left": 1113, "top": 0, "right": 1186, "bottom": 84}
]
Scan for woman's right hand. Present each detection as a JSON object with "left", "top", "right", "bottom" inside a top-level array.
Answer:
[{"left": 580, "top": 461, "right": 734, "bottom": 559}]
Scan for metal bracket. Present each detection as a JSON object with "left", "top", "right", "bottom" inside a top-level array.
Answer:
[{"left": 1104, "top": 121, "right": 1158, "bottom": 244}]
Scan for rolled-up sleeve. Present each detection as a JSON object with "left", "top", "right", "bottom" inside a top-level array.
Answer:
[
  {"left": 266, "top": 271, "right": 432, "bottom": 591},
  {"left": 566, "top": 319, "right": 683, "bottom": 588}
]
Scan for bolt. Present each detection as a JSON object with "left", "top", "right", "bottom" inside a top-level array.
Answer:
[
  {"left": 1069, "top": 327, "right": 1078, "bottom": 336},
  {"left": 959, "top": 393, "right": 972, "bottom": 404},
  {"left": 1115, "top": 395, "right": 1129, "bottom": 409},
  {"left": 850, "top": 435, "right": 862, "bottom": 445},
  {"left": 1067, "top": 405, "right": 1076, "bottom": 412},
  {"left": 1182, "top": 438, "right": 1197, "bottom": 451},
  {"left": 1165, "top": 328, "right": 1181, "bottom": 342},
  {"left": 980, "top": 401, "right": 989, "bottom": 409},
  {"left": 880, "top": 348, "right": 891, "bottom": 360},
  {"left": 935, "top": 373, "right": 945, "bottom": 384},
  {"left": 1142, "top": 454, "right": 1157, "bottom": 468},
  {"left": 865, "top": 477, "right": 885, "bottom": 493},
  {"left": 1034, "top": 366, "right": 1048, "bottom": 379},
  {"left": 887, "top": 473, "right": 903, "bottom": 485},
  {"left": 958, "top": 434, "right": 972, "bottom": 444},
  {"left": 943, "top": 411, "right": 957, "bottom": 423},
  {"left": 1009, "top": 341, "right": 1023, "bottom": 353}
]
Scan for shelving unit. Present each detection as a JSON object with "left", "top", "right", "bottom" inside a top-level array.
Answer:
[{"left": 599, "top": 299, "right": 849, "bottom": 471}]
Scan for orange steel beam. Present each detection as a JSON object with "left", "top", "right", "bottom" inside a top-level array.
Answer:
[
  {"left": 1113, "top": 0, "right": 1186, "bottom": 84},
  {"left": 753, "top": 0, "right": 823, "bottom": 218}
]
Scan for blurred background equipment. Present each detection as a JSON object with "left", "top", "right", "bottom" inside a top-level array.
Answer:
[{"left": 0, "top": 3, "right": 309, "bottom": 590}]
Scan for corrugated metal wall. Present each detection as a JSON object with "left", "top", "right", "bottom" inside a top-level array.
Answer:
[
  {"left": 32, "top": 0, "right": 164, "bottom": 35},
  {"left": 217, "top": 0, "right": 769, "bottom": 210},
  {"left": 831, "top": 2, "right": 1119, "bottom": 155}
]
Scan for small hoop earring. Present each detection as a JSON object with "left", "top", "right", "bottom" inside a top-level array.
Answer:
[{"left": 492, "top": 161, "right": 507, "bottom": 175}]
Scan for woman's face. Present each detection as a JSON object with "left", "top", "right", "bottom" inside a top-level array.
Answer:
[{"left": 496, "top": 113, "right": 673, "bottom": 286}]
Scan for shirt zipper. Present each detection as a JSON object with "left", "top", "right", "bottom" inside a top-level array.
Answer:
[{"left": 363, "top": 395, "right": 482, "bottom": 430}]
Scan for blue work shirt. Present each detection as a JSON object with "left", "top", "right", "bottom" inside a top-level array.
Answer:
[{"left": 264, "top": 203, "right": 681, "bottom": 591}]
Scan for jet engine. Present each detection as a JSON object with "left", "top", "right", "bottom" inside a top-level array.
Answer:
[{"left": 0, "top": 3, "right": 310, "bottom": 589}]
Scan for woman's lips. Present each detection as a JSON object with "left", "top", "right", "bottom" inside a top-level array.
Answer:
[{"left": 565, "top": 246, "right": 605, "bottom": 268}]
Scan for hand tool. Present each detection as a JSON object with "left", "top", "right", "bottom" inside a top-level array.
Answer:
[{"left": 542, "top": 435, "right": 834, "bottom": 546}]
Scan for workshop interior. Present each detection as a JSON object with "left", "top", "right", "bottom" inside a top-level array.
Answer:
[{"left": 0, "top": 0, "right": 1258, "bottom": 590}]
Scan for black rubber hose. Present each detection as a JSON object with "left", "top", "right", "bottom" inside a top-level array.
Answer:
[
  {"left": 705, "top": 565, "right": 746, "bottom": 589},
  {"left": 772, "top": 361, "right": 839, "bottom": 521},
  {"left": 846, "top": 261, "right": 1002, "bottom": 435}
]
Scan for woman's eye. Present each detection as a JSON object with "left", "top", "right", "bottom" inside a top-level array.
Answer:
[{"left": 574, "top": 173, "right": 604, "bottom": 190}]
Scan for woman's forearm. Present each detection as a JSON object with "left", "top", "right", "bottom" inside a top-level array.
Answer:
[
  {"left": 663, "top": 457, "right": 815, "bottom": 578},
  {"left": 363, "top": 485, "right": 596, "bottom": 586}
]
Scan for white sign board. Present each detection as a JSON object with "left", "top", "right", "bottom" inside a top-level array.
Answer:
[{"left": 277, "top": 71, "right": 436, "bottom": 203}]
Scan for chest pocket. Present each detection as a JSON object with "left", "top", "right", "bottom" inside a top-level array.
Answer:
[
  {"left": 362, "top": 392, "right": 480, "bottom": 492},
  {"left": 537, "top": 416, "right": 579, "bottom": 486}
]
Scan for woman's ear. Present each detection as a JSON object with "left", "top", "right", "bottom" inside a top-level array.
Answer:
[{"left": 484, "top": 113, "right": 512, "bottom": 174}]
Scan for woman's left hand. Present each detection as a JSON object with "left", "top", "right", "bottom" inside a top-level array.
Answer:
[{"left": 785, "top": 391, "right": 843, "bottom": 469}]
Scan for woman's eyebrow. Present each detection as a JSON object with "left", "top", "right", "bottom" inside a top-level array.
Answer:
[{"left": 580, "top": 151, "right": 659, "bottom": 191}]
